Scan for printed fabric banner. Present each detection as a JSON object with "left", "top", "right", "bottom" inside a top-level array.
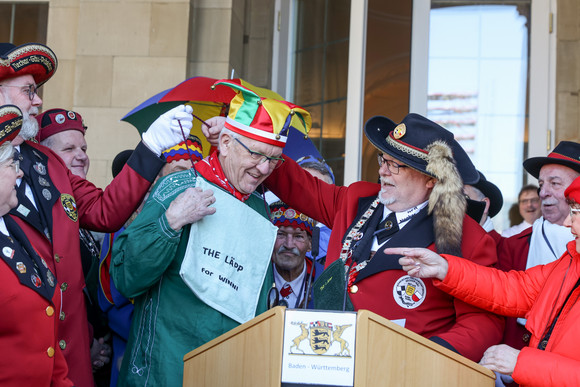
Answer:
[{"left": 180, "top": 176, "right": 277, "bottom": 324}]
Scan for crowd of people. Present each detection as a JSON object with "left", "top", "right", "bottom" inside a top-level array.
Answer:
[{"left": 1, "top": 40, "right": 579, "bottom": 387}]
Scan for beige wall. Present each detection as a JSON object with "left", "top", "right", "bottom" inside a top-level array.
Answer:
[
  {"left": 44, "top": 0, "right": 192, "bottom": 188},
  {"left": 42, "top": 0, "right": 273, "bottom": 188},
  {"left": 556, "top": 0, "right": 580, "bottom": 144}
]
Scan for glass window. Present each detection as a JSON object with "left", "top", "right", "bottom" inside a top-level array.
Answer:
[
  {"left": 362, "top": 0, "right": 413, "bottom": 183},
  {"left": 0, "top": 3, "right": 48, "bottom": 45},
  {"left": 292, "top": 0, "right": 350, "bottom": 185},
  {"left": 427, "top": 2, "right": 531, "bottom": 230}
]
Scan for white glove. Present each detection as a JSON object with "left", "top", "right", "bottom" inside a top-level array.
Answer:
[{"left": 142, "top": 104, "right": 193, "bottom": 156}]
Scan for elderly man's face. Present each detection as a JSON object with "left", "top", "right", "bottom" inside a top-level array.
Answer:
[
  {"left": 0, "top": 74, "right": 42, "bottom": 143},
  {"left": 45, "top": 130, "right": 90, "bottom": 179},
  {"left": 378, "top": 154, "right": 435, "bottom": 212},
  {"left": 272, "top": 225, "right": 311, "bottom": 280},
  {"left": 539, "top": 164, "right": 580, "bottom": 225},
  {"left": 219, "top": 133, "right": 283, "bottom": 195}
]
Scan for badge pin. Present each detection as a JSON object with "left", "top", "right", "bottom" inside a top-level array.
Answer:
[
  {"left": 42, "top": 188, "right": 52, "bottom": 201},
  {"left": 67, "top": 111, "right": 76, "bottom": 120},
  {"left": 16, "top": 204, "right": 30, "bottom": 217},
  {"left": 34, "top": 162, "right": 47, "bottom": 175},
  {"left": 16, "top": 262, "right": 26, "bottom": 274},
  {"left": 41, "top": 257, "right": 48, "bottom": 268},
  {"left": 3, "top": 246, "right": 14, "bottom": 259},
  {"left": 46, "top": 270, "right": 55, "bottom": 287},
  {"left": 353, "top": 232, "right": 363, "bottom": 241},
  {"left": 38, "top": 176, "right": 50, "bottom": 187},
  {"left": 31, "top": 273, "right": 42, "bottom": 288},
  {"left": 393, "top": 123, "right": 406, "bottom": 139},
  {"left": 384, "top": 220, "right": 393, "bottom": 230},
  {"left": 55, "top": 114, "right": 66, "bottom": 124}
]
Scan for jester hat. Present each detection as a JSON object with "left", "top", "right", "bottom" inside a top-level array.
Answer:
[
  {"left": 162, "top": 134, "right": 203, "bottom": 163},
  {"left": 213, "top": 79, "right": 311, "bottom": 148}
]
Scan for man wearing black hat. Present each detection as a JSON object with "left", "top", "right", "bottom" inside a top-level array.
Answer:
[
  {"left": 0, "top": 42, "right": 190, "bottom": 387},
  {"left": 264, "top": 113, "right": 504, "bottom": 363},
  {"left": 465, "top": 171, "right": 504, "bottom": 243},
  {"left": 497, "top": 141, "right": 580, "bottom": 363}
]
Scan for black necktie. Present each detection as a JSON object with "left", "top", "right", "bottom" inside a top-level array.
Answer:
[{"left": 375, "top": 212, "right": 399, "bottom": 245}]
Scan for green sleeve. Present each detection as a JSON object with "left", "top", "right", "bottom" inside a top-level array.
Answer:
[{"left": 110, "top": 170, "right": 196, "bottom": 298}]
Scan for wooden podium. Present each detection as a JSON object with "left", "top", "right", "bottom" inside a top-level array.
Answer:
[{"left": 183, "top": 307, "right": 495, "bottom": 386}]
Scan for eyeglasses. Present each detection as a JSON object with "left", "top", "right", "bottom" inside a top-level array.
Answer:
[
  {"left": 570, "top": 206, "right": 580, "bottom": 219},
  {"left": 234, "top": 137, "right": 285, "bottom": 169},
  {"left": 519, "top": 198, "right": 540, "bottom": 205},
  {"left": 0, "top": 84, "right": 38, "bottom": 101},
  {"left": 377, "top": 154, "right": 408, "bottom": 175}
]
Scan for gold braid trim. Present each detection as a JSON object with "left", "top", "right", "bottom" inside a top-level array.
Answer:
[{"left": 386, "top": 135, "right": 429, "bottom": 161}]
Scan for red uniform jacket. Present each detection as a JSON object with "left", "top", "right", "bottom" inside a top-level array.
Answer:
[
  {"left": 10, "top": 141, "right": 163, "bottom": 387},
  {"left": 0, "top": 216, "right": 72, "bottom": 386},
  {"left": 266, "top": 157, "right": 504, "bottom": 362},
  {"left": 439, "top": 242, "right": 580, "bottom": 386},
  {"left": 497, "top": 228, "right": 533, "bottom": 351}
]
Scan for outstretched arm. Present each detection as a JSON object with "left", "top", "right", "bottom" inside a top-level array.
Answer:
[{"left": 385, "top": 246, "right": 449, "bottom": 280}]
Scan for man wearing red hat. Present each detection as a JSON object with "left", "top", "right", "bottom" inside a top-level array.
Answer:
[
  {"left": 496, "top": 141, "right": 580, "bottom": 381},
  {"left": 36, "top": 108, "right": 112, "bottom": 381},
  {"left": 110, "top": 79, "right": 311, "bottom": 386},
  {"left": 0, "top": 42, "right": 191, "bottom": 387},
  {"left": 391, "top": 174, "right": 580, "bottom": 386}
]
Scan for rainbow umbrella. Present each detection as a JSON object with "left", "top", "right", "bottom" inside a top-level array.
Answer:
[
  {"left": 122, "top": 77, "right": 322, "bottom": 160},
  {"left": 122, "top": 76, "right": 234, "bottom": 157}
]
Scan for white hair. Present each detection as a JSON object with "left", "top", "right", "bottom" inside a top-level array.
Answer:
[
  {"left": 218, "top": 127, "right": 239, "bottom": 152},
  {"left": 0, "top": 143, "right": 14, "bottom": 164}
]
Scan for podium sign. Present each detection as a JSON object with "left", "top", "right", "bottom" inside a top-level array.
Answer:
[
  {"left": 183, "top": 307, "right": 495, "bottom": 387},
  {"left": 281, "top": 310, "right": 357, "bottom": 386}
]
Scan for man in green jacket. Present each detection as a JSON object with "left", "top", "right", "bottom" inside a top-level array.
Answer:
[{"left": 110, "top": 79, "right": 311, "bottom": 386}]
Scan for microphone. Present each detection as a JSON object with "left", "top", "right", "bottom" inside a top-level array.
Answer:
[
  {"left": 303, "top": 227, "right": 320, "bottom": 309},
  {"left": 311, "top": 226, "right": 320, "bottom": 261}
]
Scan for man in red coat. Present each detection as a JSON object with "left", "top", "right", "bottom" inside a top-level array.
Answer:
[
  {"left": 496, "top": 141, "right": 580, "bottom": 373},
  {"left": 0, "top": 42, "right": 191, "bottom": 386},
  {"left": 264, "top": 113, "right": 504, "bottom": 362}
]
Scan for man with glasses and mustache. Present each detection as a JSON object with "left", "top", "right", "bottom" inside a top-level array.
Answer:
[
  {"left": 260, "top": 113, "right": 505, "bottom": 363},
  {"left": 496, "top": 141, "right": 580, "bottom": 385},
  {"left": 0, "top": 42, "right": 190, "bottom": 387},
  {"left": 110, "top": 79, "right": 311, "bottom": 386}
]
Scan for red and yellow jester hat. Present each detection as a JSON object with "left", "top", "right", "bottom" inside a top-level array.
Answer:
[{"left": 213, "top": 79, "right": 311, "bottom": 148}]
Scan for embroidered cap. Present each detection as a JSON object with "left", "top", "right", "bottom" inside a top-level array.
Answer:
[
  {"left": 0, "top": 104, "right": 22, "bottom": 145},
  {"left": 0, "top": 43, "right": 58, "bottom": 87},
  {"left": 161, "top": 134, "right": 203, "bottom": 163},
  {"left": 270, "top": 201, "right": 315, "bottom": 236},
  {"left": 213, "top": 79, "right": 311, "bottom": 148},
  {"left": 523, "top": 141, "right": 580, "bottom": 179},
  {"left": 35, "top": 108, "right": 86, "bottom": 142}
]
